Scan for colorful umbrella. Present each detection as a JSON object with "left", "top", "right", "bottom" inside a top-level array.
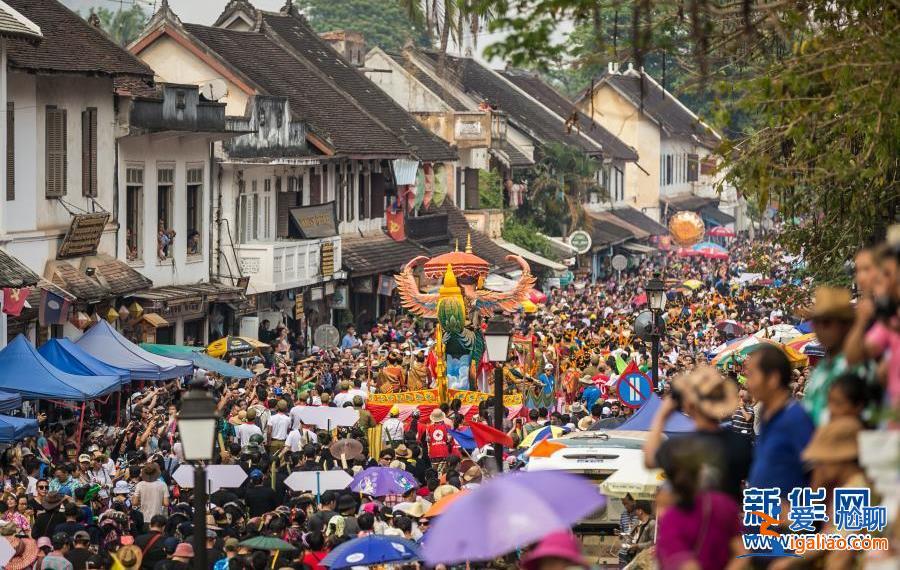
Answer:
[
  {"left": 206, "top": 336, "right": 269, "bottom": 358},
  {"left": 682, "top": 279, "right": 704, "bottom": 290},
  {"left": 711, "top": 337, "right": 807, "bottom": 369},
  {"left": 754, "top": 324, "right": 803, "bottom": 344},
  {"left": 349, "top": 467, "right": 419, "bottom": 496},
  {"left": 692, "top": 241, "right": 729, "bottom": 259},
  {"left": 421, "top": 471, "right": 605, "bottom": 564},
  {"left": 631, "top": 293, "right": 648, "bottom": 306},
  {"left": 238, "top": 535, "right": 297, "bottom": 551},
  {"left": 321, "top": 535, "right": 420, "bottom": 569},
  {"left": 707, "top": 226, "right": 736, "bottom": 238},
  {"left": 518, "top": 425, "right": 567, "bottom": 448},
  {"left": 424, "top": 490, "right": 467, "bottom": 518},
  {"left": 716, "top": 319, "right": 745, "bottom": 337},
  {"left": 676, "top": 247, "right": 700, "bottom": 258}
]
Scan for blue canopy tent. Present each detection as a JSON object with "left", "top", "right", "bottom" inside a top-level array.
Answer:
[
  {"left": 0, "top": 414, "right": 38, "bottom": 443},
  {"left": 0, "top": 336, "right": 121, "bottom": 401},
  {"left": 614, "top": 393, "right": 696, "bottom": 433},
  {"left": 140, "top": 344, "right": 252, "bottom": 379},
  {"left": 0, "top": 390, "right": 22, "bottom": 412},
  {"left": 76, "top": 321, "right": 192, "bottom": 381},
  {"left": 39, "top": 339, "right": 131, "bottom": 385}
]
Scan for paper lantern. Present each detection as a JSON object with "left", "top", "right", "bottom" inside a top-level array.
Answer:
[
  {"left": 668, "top": 211, "right": 705, "bottom": 246},
  {"left": 106, "top": 307, "right": 119, "bottom": 322},
  {"left": 118, "top": 305, "right": 130, "bottom": 321},
  {"left": 70, "top": 311, "right": 91, "bottom": 330},
  {"left": 129, "top": 301, "right": 144, "bottom": 319},
  {"left": 91, "top": 312, "right": 101, "bottom": 324}
]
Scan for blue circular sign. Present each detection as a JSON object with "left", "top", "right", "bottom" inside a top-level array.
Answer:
[{"left": 616, "top": 372, "right": 653, "bottom": 409}]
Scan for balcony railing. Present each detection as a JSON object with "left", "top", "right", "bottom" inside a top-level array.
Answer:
[{"left": 234, "top": 236, "right": 342, "bottom": 293}]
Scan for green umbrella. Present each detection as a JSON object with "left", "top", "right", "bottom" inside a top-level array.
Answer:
[{"left": 238, "top": 535, "right": 297, "bottom": 552}]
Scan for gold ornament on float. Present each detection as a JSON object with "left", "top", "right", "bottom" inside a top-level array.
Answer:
[{"left": 668, "top": 211, "right": 705, "bottom": 246}]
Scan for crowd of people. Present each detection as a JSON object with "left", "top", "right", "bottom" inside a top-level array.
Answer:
[{"left": 0, "top": 226, "right": 897, "bottom": 570}]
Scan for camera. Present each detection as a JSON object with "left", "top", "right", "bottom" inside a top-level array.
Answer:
[{"left": 874, "top": 295, "right": 898, "bottom": 322}]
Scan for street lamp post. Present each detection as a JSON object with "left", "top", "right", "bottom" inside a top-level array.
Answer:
[
  {"left": 483, "top": 311, "right": 512, "bottom": 473},
  {"left": 646, "top": 273, "right": 666, "bottom": 388},
  {"left": 177, "top": 372, "right": 218, "bottom": 570}
]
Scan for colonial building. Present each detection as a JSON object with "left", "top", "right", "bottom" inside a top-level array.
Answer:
[{"left": 576, "top": 63, "right": 744, "bottom": 228}]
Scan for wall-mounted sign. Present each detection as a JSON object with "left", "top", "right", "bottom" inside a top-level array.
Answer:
[
  {"left": 293, "top": 294, "right": 304, "bottom": 320},
  {"left": 57, "top": 213, "right": 110, "bottom": 259},
  {"left": 290, "top": 202, "right": 338, "bottom": 238},
  {"left": 320, "top": 241, "right": 335, "bottom": 276},
  {"left": 455, "top": 119, "right": 484, "bottom": 139},
  {"left": 309, "top": 287, "right": 324, "bottom": 302},
  {"left": 332, "top": 286, "right": 349, "bottom": 310},
  {"left": 567, "top": 230, "right": 592, "bottom": 255}
]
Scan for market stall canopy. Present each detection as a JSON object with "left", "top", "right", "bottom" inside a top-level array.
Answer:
[
  {"left": 613, "top": 393, "right": 695, "bottom": 433},
  {"left": 0, "top": 335, "right": 121, "bottom": 400},
  {"left": 38, "top": 338, "right": 131, "bottom": 385},
  {"left": 0, "top": 414, "right": 39, "bottom": 443},
  {"left": 76, "top": 320, "right": 192, "bottom": 381},
  {"left": 140, "top": 344, "right": 252, "bottom": 379},
  {"left": 0, "top": 391, "right": 22, "bottom": 412}
]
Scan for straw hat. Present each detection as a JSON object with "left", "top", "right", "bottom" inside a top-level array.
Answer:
[
  {"left": 394, "top": 501, "right": 427, "bottom": 518},
  {"left": 173, "top": 543, "right": 194, "bottom": 559},
  {"left": 432, "top": 484, "right": 460, "bottom": 501},
  {"left": 394, "top": 444, "right": 411, "bottom": 459},
  {"left": 802, "top": 417, "right": 863, "bottom": 463},
  {"left": 802, "top": 287, "right": 855, "bottom": 321},
  {"left": 116, "top": 545, "right": 143, "bottom": 570},
  {"left": 430, "top": 409, "right": 446, "bottom": 423},
  {"left": 577, "top": 375, "right": 594, "bottom": 385},
  {"left": 4, "top": 535, "right": 39, "bottom": 570},
  {"left": 251, "top": 363, "right": 267, "bottom": 375},
  {"left": 672, "top": 366, "right": 739, "bottom": 421},
  {"left": 462, "top": 465, "right": 482, "bottom": 484},
  {"left": 577, "top": 416, "right": 595, "bottom": 431},
  {"left": 41, "top": 491, "right": 65, "bottom": 511}
]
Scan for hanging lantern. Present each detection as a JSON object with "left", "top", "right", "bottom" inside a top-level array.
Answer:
[
  {"left": 70, "top": 311, "right": 91, "bottom": 330},
  {"left": 129, "top": 301, "right": 144, "bottom": 319},
  {"left": 106, "top": 307, "right": 119, "bottom": 323},
  {"left": 91, "top": 312, "right": 101, "bottom": 324},
  {"left": 118, "top": 305, "right": 130, "bottom": 321}
]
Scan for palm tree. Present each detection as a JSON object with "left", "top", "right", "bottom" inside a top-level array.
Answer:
[{"left": 529, "top": 142, "right": 604, "bottom": 236}]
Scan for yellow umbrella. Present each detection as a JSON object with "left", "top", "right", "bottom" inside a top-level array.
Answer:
[
  {"left": 518, "top": 425, "right": 567, "bottom": 448},
  {"left": 682, "top": 279, "right": 703, "bottom": 290},
  {"left": 206, "top": 336, "right": 270, "bottom": 358},
  {"left": 520, "top": 299, "right": 538, "bottom": 314}
]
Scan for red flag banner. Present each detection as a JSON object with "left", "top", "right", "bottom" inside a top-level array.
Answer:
[
  {"left": 2, "top": 287, "right": 31, "bottom": 316},
  {"left": 386, "top": 208, "right": 406, "bottom": 241},
  {"left": 468, "top": 420, "right": 514, "bottom": 448}
]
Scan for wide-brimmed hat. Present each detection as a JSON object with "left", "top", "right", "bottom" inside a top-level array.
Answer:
[
  {"left": 4, "top": 536, "right": 39, "bottom": 570},
  {"left": 521, "top": 531, "right": 586, "bottom": 570},
  {"left": 577, "top": 416, "right": 595, "bottom": 431},
  {"left": 803, "top": 416, "right": 863, "bottom": 463},
  {"left": 462, "top": 465, "right": 482, "bottom": 483},
  {"left": 389, "top": 405, "right": 400, "bottom": 417},
  {"left": 672, "top": 366, "right": 739, "bottom": 421},
  {"left": 41, "top": 492, "right": 65, "bottom": 511},
  {"left": 251, "top": 363, "right": 268, "bottom": 375},
  {"left": 803, "top": 287, "right": 854, "bottom": 321},
  {"left": 394, "top": 501, "right": 427, "bottom": 518},
  {"left": 432, "top": 484, "right": 460, "bottom": 501},
  {"left": 116, "top": 545, "right": 143, "bottom": 570},
  {"left": 113, "top": 480, "right": 131, "bottom": 495},
  {"left": 173, "top": 543, "right": 194, "bottom": 558},
  {"left": 394, "top": 444, "right": 411, "bottom": 459},
  {"left": 577, "top": 375, "right": 594, "bottom": 385},
  {"left": 430, "top": 409, "right": 446, "bottom": 423}
]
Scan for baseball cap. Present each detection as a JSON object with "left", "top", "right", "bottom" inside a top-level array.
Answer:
[
  {"left": 78, "top": 454, "right": 91, "bottom": 463},
  {"left": 37, "top": 536, "right": 52, "bottom": 549},
  {"left": 73, "top": 530, "right": 91, "bottom": 542}
]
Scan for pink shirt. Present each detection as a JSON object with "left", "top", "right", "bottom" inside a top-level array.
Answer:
[
  {"left": 866, "top": 322, "right": 900, "bottom": 405},
  {"left": 656, "top": 491, "right": 742, "bottom": 570}
]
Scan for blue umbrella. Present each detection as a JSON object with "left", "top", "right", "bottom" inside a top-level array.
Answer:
[
  {"left": 321, "top": 535, "right": 420, "bottom": 569},
  {"left": 349, "top": 467, "right": 418, "bottom": 496}
]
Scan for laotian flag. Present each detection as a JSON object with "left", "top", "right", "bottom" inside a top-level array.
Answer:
[{"left": 39, "top": 289, "right": 70, "bottom": 326}]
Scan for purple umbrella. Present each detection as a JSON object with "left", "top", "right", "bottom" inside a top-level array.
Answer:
[
  {"left": 421, "top": 471, "right": 605, "bottom": 564},
  {"left": 348, "top": 467, "right": 418, "bottom": 496}
]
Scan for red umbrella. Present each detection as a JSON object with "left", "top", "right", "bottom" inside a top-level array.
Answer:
[
  {"left": 708, "top": 226, "right": 736, "bottom": 238},
  {"left": 631, "top": 293, "right": 648, "bottom": 306},
  {"left": 676, "top": 247, "right": 699, "bottom": 258}
]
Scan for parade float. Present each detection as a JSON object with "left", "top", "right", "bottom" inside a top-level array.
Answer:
[{"left": 366, "top": 238, "right": 539, "bottom": 422}]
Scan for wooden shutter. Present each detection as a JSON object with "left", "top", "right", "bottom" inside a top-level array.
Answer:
[
  {"left": 6, "top": 102, "right": 13, "bottom": 201},
  {"left": 276, "top": 185, "right": 300, "bottom": 238},
  {"left": 464, "top": 168, "right": 480, "bottom": 209},
  {"left": 81, "top": 108, "right": 98, "bottom": 197},
  {"left": 358, "top": 172, "right": 367, "bottom": 220},
  {"left": 45, "top": 107, "right": 67, "bottom": 198},
  {"left": 309, "top": 170, "right": 322, "bottom": 205},
  {"left": 370, "top": 172, "right": 385, "bottom": 218}
]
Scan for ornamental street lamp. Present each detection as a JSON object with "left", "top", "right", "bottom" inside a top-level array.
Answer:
[
  {"left": 645, "top": 273, "right": 666, "bottom": 388},
  {"left": 177, "top": 371, "right": 218, "bottom": 570},
  {"left": 484, "top": 311, "right": 512, "bottom": 473}
]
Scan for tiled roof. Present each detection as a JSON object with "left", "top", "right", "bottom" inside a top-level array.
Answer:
[
  {"left": 500, "top": 71, "right": 638, "bottom": 162},
  {"left": 701, "top": 205, "right": 735, "bottom": 225},
  {"left": 88, "top": 257, "right": 152, "bottom": 296},
  {"left": 0, "top": 1, "right": 41, "bottom": 41},
  {"left": 25, "top": 278, "right": 75, "bottom": 308},
  {"left": 587, "top": 214, "right": 633, "bottom": 247},
  {"left": 0, "top": 249, "right": 39, "bottom": 288},
  {"left": 342, "top": 234, "right": 432, "bottom": 277},
  {"left": 184, "top": 23, "right": 412, "bottom": 159},
  {"left": 420, "top": 201, "right": 519, "bottom": 273},
  {"left": 592, "top": 70, "right": 720, "bottom": 148},
  {"left": 261, "top": 13, "right": 457, "bottom": 162},
  {"left": 661, "top": 193, "right": 718, "bottom": 211},
  {"left": 5, "top": 0, "right": 152, "bottom": 77},
  {"left": 421, "top": 52, "right": 601, "bottom": 155},
  {"left": 384, "top": 51, "right": 471, "bottom": 112},
  {"left": 490, "top": 141, "right": 534, "bottom": 167},
  {"left": 610, "top": 206, "right": 668, "bottom": 236},
  {"left": 591, "top": 210, "right": 650, "bottom": 240},
  {"left": 46, "top": 261, "right": 109, "bottom": 303}
]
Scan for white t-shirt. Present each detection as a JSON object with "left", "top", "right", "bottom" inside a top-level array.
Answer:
[
  {"left": 236, "top": 423, "right": 263, "bottom": 447},
  {"left": 348, "top": 388, "right": 368, "bottom": 402},
  {"left": 268, "top": 413, "right": 291, "bottom": 441},
  {"left": 284, "top": 428, "right": 318, "bottom": 452},
  {"left": 333, "top": 392, "right": 353, "bottom": 408},
  {"left": 289, "top": 405, "right": 306, "bottom": 431}
]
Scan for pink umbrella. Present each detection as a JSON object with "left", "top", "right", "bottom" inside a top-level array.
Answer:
[
  {"left": 631, "top": 293, "right": 648, "bottom": 306},
  {"left": 676, "top": 247, "right": 699, "bottom": 258},
  {"left": 708, "top": 226, "right": 736, "bottom": 238}
]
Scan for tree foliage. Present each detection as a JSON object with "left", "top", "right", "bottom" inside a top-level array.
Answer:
[
  {"left": 300, "top": 0, "right": 428, "bottom": 51},
  {"left": 88, "top": 5, "right": 148, "bottom": 47},
  {"left": 502, "top": 218, "right": 557, "bottom": 261},
  {"left": 472, "top": 0, "right": 900, "bottom": 279},
  {"left": 477, "top": 168, "right": 504, "bottom": 209}
]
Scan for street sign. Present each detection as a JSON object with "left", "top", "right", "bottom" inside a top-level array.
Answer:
[
  {"left": 567, "top": 230, "right": 592, "bottom": 255},
  {"left": 172, "top": 464, "right": 248, "bottom": 493},
  {"left": 616, "top": 370, "right": 654, "bottom": 409},
  {"left": 284, "top": 470, "right": 352, "bottom": 493},
  {"left": 611, "top": 254, "right": 628, "bottom": 272},
  {"left": 295, "top": 406, "right": 360, "bottom": 428}
]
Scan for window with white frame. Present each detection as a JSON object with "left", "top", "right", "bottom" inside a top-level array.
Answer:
[
  {"left": 263, "top": 177, "right": 272, "bottom": 239},
  {"left": 157, "top": 166, "right": 175, "bottom": 259},
  {"left": 126, "top": 166, "right": 143, "bottom": 261},
  {"left": 186, "top": 166, "right": 203, "bottom": 256}
]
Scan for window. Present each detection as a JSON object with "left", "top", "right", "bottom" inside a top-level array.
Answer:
[
  {"left": 81, "top": 107, "right": 98, "bottom": 197},
  {"left": 614, "top": 166, "right": 625, "bottom": 202},
  {"left": 6, "top": 102, "right": 13, "bottom": 201},
  {"left": 687, "top": 154, "right": 700, "bottom": 182},
  {"left": 45, "top": 106, "right": 67, "bottom": 198},
  {"left": 126, "top": 167, "right": 143, "bottom": 261},
  {"left": 157, "top": 166, "right": 174, "bottom": 259},
  {"left": 186, "top": 167, "right": 203, "bottom": 256},
  {"left": 665, "top": 154, "right": 673, "bottom": 185}
]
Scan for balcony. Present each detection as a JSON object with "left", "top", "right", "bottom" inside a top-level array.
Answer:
[
  {"left": 413, "top": 111, "right": 492, "bottom": 149},
  {"left": 128, "top": 84, "right": 227, "bottom": 134},
  {"left": 234, "top": 236, "right": 342, "bottom": 293}
]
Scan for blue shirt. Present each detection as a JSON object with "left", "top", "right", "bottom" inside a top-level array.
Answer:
[
  {"left": 340, "top": 334, "right": 359, "bottom": 350},
  {"left": 582, "top": 386, "right": 601, "bottom": 410},
  {"left": 748, "top": 400, "right": 814, "bottom": 495},
  {"left": 538, "top": 373, "right": 554, "bottom": 395}
]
